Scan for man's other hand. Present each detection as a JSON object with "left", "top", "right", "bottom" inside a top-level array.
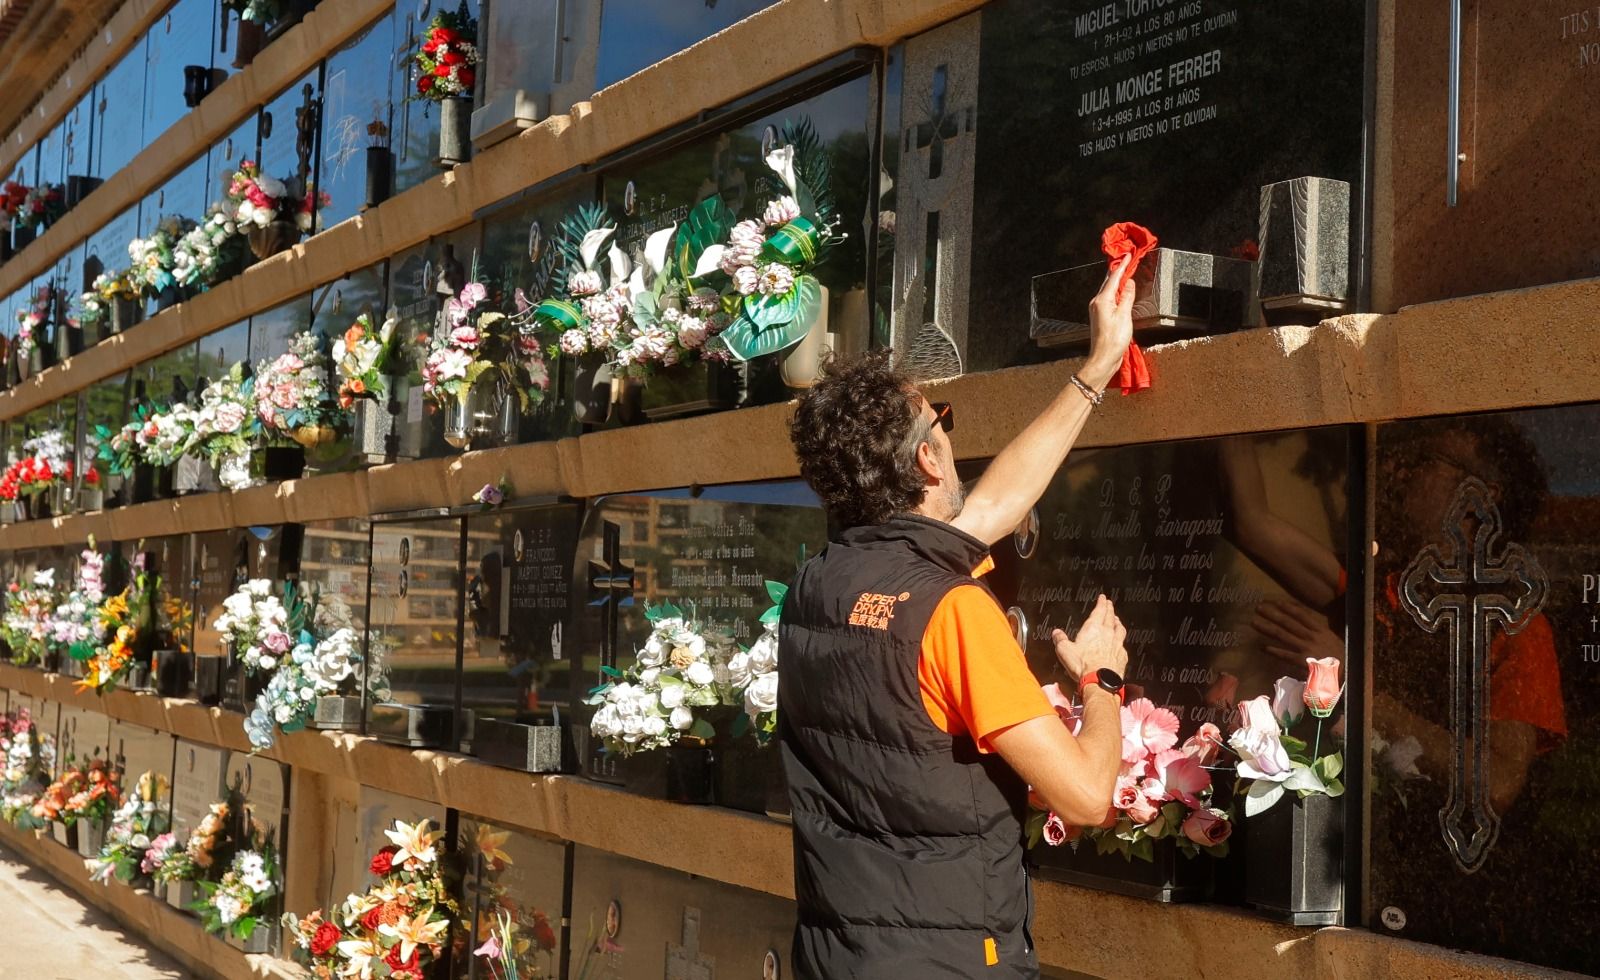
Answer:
[
  {"left": 1081, "top": 255, "right": 1135, "bottom": 391},
  {"left": 1051, "top": 594, "right": 1128, "bottom": 685}
]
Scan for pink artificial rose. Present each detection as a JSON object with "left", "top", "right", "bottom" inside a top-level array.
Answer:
[
  {"left": 1123, "top": 785, "right": 1161, "bottom": 825},
  {"left": 1236, "top": 695, "right": 1281, "bottom": 735},
  {"left": 1042, "top": 813, "right": 1069, "bottom": 846},
  {"left": 1112, "top": 775, "right": 1142, "bottom": 811},
  {"left": 262, "top": 630, "right": 291, "bottom": 654},
  {"left": 1305, "top": 657, "right": 1343, "bottom": 717},
  {"left": 1151, "top": 748, "right": 1211, "bottom": 807},
  {"left": 1181, "top": 807, "right": 1232, "bottom": 847},
  {"left": 1181, "top": 723, "right": 1222, "bottom": 766}
]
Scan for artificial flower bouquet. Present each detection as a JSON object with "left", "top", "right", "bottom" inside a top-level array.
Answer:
[
  {"left": 15, "top": 431, "right": 72, "bottom": 502},
  {"left": 0, "top": 708, "right": 55, "bottom": 829},
  {"left": 3, "top": 569, "right": 59, "bottom": 665},
  {"left": 79, "top": 270, "right": 141, "bottom": 333},
  {"left": 13, "top": 287, "right": 48, "bottom": 361},
  {"left": 128, "top": 216, "right": 194, "bottom": 299},
  {"left": 60, "top": 757, "right": 123, "bottom": 832},
  {"left": 18, "top": 182, "right": 65, "bottom": 231},
  {"left": 174, "top": 206, "right": 251, "bottom": 291},
  {"left": 30, "top": 760, "right": 85, "bottom": 827},
  {"left": 1, "top": 181, "right": 29, "bottom": 227},
  {"left": 142, "top": 831, "right": 184, "bottom": 884},
  {"left": 728, "top": 580, "right": 787, "bottom": 744},
  {"left": 254, "top": 330, "right": 346, "bottom": 449},
  {"left": 283, "top": 818, "right": 459, "bottom": 980},
  {"left": 86, "top": 770, "right": 171, "bottom": 885},
  {"left": 411, "top": 10, "right": 480, "bottom": 102},
  {"left": 190, "top": 363, "right": 265, "bottom": 490},
  {"left": 50, "top": 546, "right": 106, "bottom": 668},
  {"left": 534, "top": 203, "right": 731, "bottom": 379},
  {"left": 223, "top": 0, "right": 283, "bottom": 25},
  {"left": 197, "top": 840, "right": 280, "bottom": 942},
  {"left": 586, "top": 602, "right": 740, "bottom": 755},
  {"left": 226, "top": 160, "right": 327, "bottom": 235},
  {"left": 213, "top": 578, "right": 295, "bottom": 673},
  {"left": 1230, "top": 657, "right": 1346, "bottom": 816},
  {"left": 333, "top": 310, "right": 401, "bottom": 407},
  {"left": 423, "top": 280, "right": 549, "bottom": 417},
  {"left": 1027, "top": 692, "right": 1232, "bottom": 861}
]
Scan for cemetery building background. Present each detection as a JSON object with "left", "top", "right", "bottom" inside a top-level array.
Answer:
[{"left": 0, "top": 0, "right": 1592, "bottom": 978}]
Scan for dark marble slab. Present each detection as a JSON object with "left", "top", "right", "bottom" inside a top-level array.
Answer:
[
  {"left": 365, "top": 515, "right": 464, "bottom": 746},
  {"left": 458, "top": 815, "right": 567, "bottom": 978},
  {"left": 1367, "top": 405, "right": 1600, "bottom": 975},
  {"left": 886, "top": 0, "right": 1366, "bottom": 373}
]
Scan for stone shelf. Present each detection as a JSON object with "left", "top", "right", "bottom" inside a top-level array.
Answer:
[{"left": 0, "top": 661, "right": 1561, "bottom": 980}]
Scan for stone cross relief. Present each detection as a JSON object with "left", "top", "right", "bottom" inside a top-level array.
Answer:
[
  {"left": 1400, "top": 476, "right": 1548, "bottom": 873},
  {"left": 587, "top": 520, "right": 636, "bottom": 670},
  {"left": 665, "top": 906, "right": 714, "bottom": 980}
]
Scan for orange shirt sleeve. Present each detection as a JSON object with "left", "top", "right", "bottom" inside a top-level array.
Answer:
[
  {"left": 1489, "top": 614, "right": 1567, "bottom": 742},
  {"left": 919, "top": 585, "right": 1052, "bottom": 753}
]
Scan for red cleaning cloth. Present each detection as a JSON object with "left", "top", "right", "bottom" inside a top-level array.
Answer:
[{"left": 1100, "top": 222, "right": 1156, "bottom": 394}]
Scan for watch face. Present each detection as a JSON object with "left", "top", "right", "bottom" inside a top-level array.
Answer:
[{"left": 1097, "top": 669, "right": 1125, "bottom": 690}]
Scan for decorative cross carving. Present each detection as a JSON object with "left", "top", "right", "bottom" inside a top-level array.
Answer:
[
  {"left": 587, "top": 520, "right": 635, "bottom": 669},
  {"left": 665, "top": 906, "right": 714, "bottom": 980},
  {"left": 1400, "top": 476, "right": 1547, "bottom": 872},
  {"left": 906, "top": 63, "right": 972, "bottom": 182},
  {"left": 295, "top": 82, "right": 320, "bottom": 189}
]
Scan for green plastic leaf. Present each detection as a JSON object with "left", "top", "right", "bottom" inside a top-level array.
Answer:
[
  {"left": 731, "top": 713, "right": 750, "bottom": 738},
  {"left": 718, "top": 275, "right": 823, "bottom": 362},
  {"left": 1279, "top": 734, "right": 1309, "bottom": 756},
  {"left": 1314, "top": 752, "right": 1344, "bottom": 782},
  {"left": 1244, "top": 779, "right": 1286, "bottom": 817},
  {"left": 676, "top": 196, "right": 736, "bottom": 283},
  {"left": 759, "top": 606, "right": 782, "bottom": 626},
  {"left": 765, "top": 580, "right": 789, "bottom": 606},
  {"left": 688, "top": 717, "right": 716, "bottom": 740}
]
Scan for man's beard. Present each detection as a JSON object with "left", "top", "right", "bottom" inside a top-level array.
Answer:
[{"left": 942, "top": 471, "right": 967, "bottom": 521}]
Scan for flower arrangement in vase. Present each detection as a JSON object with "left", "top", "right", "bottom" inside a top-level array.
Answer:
[
  {"left": 1230, "top": 658, "right": 1346, "bottom": 813},
  {"left": 423, "top": 280, "right": 547, "bottom": 447},
  {"left": 174, "top": 206, "right": 250, "bottom": 291},
  {"left": 86, "top": 770, "right": 171, "bottom": 885},
  {"left": 18, "top": 183, "right": 65, "bottom": 232},
  {"left": 49, "top": 545, "right": 105, "bottom": 671},
  {"left": 1, "top": 181, "right": 29, "bottom": 235},
  {"left": 411, "top": 10, "right": 479, "bottom": 102},
  {"left": 585, "top": 603, "right": 741, "bottom": 755},
  {"left": 129, "top": 216, "right": 195, "bottom": 307},
  {"left": 2, "top": 569, "right": 58, "bottom": 665},
  {"left": 254, "top": 330, "right": 345, "bottom": 451},
  {"left": 0, "top": 708, "right": 55, "bottom": 829},
  {"left": 78, "top": 554, "right": 163, "bottom": 694},
  {"left": 31, "top": 759, "right": 86, "bottom": 828},
  {"left": 728, "top": 580, "right": 787, "bottom": 744},
  {"left": 1028, "top": 693, "right": 1232, "bottom": 861},
  {"left": 283, "top": 818, "right": 458, "bottom": 980},
  {"left": 227, "top": 161, "right": 326, "bottom": 259},
  {"left": 190, "top": 364, "right": 265, "bottom": 490},
  {"left": 59, "top": 758, "right": 123, "bottom": 846},
  {"left": 13, "top": 288, "right": 48, "bottom": 366},
  {"left": 333, "top": 310, "right": 400, "bottom": 407},
  {"left": 197, "top": 841, "right": 280, "bottom": 943}
]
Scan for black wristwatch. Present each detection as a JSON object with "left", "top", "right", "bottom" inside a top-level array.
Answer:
[{"left": 1078, "top": 668, "right": 1126, "bottom": 704}]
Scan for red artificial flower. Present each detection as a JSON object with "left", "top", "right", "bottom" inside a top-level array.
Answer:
[
  {"left": 458, "top": 67, "right": 475, "bottom": 91},
  {"left": 432, "top": 63, "right": 453, "bottom": 78},
  {"left": 1231, "top": 239, "right": 1261, "bottom": 262},
  {"left": 310, "top": 922, "right": 341, "bottom": 957},
  {"left": 416, "top": 75, "right": 435, "bottom": 95},
  {"left": 83, "top": 468, "right": 100, "bottom": 487},
  {"left": 361, "top": 905, "right": 383, "bottom": 932},
  {"left": 440, "top": 47, "right": 464, "bottom": 66},
  {"left": 384, "top": 943, "right": 421, "bottom": 973},
  {"left": 369, "top": 845, "right": 399, "bottom": 876}
]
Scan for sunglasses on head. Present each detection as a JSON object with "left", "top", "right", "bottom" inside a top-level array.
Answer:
[{"left": 928, "top": 401, "right": 955, "bottom": 433}]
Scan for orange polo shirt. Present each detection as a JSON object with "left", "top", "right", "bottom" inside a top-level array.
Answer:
[{"left": 918, "top": 568, "right": 1053, "bottom": 753}]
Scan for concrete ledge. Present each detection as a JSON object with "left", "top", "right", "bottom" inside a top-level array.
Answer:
[
  {"left": 0, "top": 662, "right": 1579, "bottom": 979},
  {"left": 0, "top": 817, "right": 299, "bottom": 979}
]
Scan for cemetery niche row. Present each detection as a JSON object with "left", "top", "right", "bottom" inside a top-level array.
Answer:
[
  {"left": 4, "top": 398, "right": 1600, "bottom": 976},
  {"left": 0, "top": 0, "right": 1388, "bottom": 504}
]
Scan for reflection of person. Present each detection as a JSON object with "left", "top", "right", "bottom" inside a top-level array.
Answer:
[
  {"left": 1012, "top": 507, "right": 1039, "bottom": 559},
  {"left": 781, "top": 259, "right": 1136, "bottom": 977}
]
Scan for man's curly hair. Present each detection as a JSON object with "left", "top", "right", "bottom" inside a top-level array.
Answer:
[{"left": 790, "top": 349, "right": 930, "bottom": 530}]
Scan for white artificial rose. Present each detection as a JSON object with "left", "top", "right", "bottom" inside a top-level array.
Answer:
[
  {"left": 684, "top": 662, "right": 715, "bottom": 687},
  {"left": 658, "top": 684, "right": 686, "bottom": 710},
  {"left": 669, "top": 705, "right": 694, "bottom": 731},
  {"left": 639, "top": 667, "right": 661, "bottom": 686},
  {"left": 744, "top": 672, "right": 779, "bottom": 715},
  {"left": 727, "top": 651, "right": 753, "bottom": 689},
  {"left": 644, "top": 716, "right": 667, "bottom": 737}
]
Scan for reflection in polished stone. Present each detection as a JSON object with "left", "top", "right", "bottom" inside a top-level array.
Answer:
[
  {"left": 1370, "top": 406, "right": 1600, "bottom": 974},
  {"left": 366, "top": 516, "right": 463, "bottom": 747},
  {"left": 458, "top": 816, "right": 566, "bottom": 978}
]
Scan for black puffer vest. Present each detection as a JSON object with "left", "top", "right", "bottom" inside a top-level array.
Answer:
[{"left": 779, "top": 515, "right": 1036, "bottom": 979}]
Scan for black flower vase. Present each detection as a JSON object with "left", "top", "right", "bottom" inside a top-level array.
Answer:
[
  {"left": 263, "top": 446, "right": 306, "bottom": 481},
  {"left": 665, "top": 744, "right": 719, "bottom": 805},
  {"left": 108, "top": 296, "right": 140, "bottom": 335},
  {"left": 365, "top": 146, "right": 392, "bottom": 208},
  {"left": 154, "top": 284, "right": 184, "bottom": 312},
  {"left": 12, "top": 223, "right": 34, "bottom": 250}
]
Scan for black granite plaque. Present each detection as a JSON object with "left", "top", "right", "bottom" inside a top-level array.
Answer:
[
  {"left": 247, "top": 293, "right": 315, "bottom": 366},
  {"left": 461, "top": 503, "right": 581, "bottom": 748},
  {"left": 573, "top": 482, "right": 824, "bottom": 783},
  {"left": 319, "top": 12, "right": 398, "bottom": 229},
  {"left": 885, "top": 0, "right": 1366, "bottom": 373},
  {"left": 1367, "top": 406, "right": 1600, "bottom": 975},
  {"left": 459, "top": 816, "right": 567, "bottom": 979},
  {"left": 366, "top": 515, "right": 463, "bottom": 746},
  {"left": 257, "top": 70, "right": 324, "bottom": 196},
  {"left": 143, "top": 0, "right": 219, "bottom": 143},
  {"left": 984, "top": 429, "right": 1353, "bottom": 898},
  {"left": 384, "top": 226, "right": 482, "bottom": 459},
  {"left": 389, "top": 0, "right": 482, "bottom": 198}
]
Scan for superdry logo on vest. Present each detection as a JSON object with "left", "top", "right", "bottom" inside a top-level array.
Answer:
[{"left": 849, "top": 591, "right": 910, "bottom": 629}]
